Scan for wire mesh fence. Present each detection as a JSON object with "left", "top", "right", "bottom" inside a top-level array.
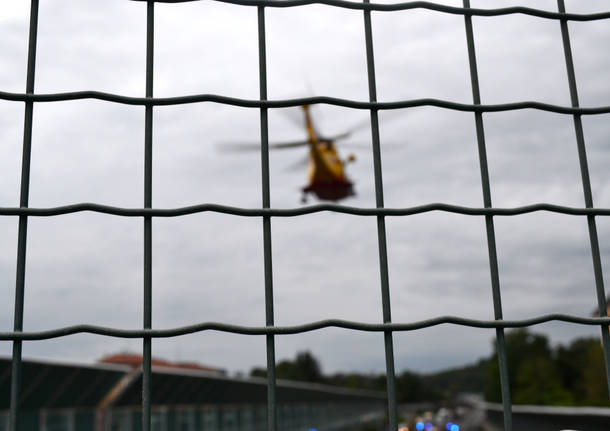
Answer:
[{"left": 1, "top": 1, "right": 610, "bottom": 431}]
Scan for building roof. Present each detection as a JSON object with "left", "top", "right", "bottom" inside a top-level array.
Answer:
[
  {"left": 0, "top": 357, "right": 128, "bottom": 410},
  {"left": 0, "top": 356, "right": 385, "bottom": 410},
  {"left": 99, "top": 353, "right": 225, "bottom": 374}
]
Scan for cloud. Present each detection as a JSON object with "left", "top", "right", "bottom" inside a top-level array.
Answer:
[{"left": 0, "top": 0, "right": 608, "bottom": 376}]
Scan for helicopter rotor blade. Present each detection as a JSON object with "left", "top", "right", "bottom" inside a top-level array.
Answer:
[
  {"left": 336, "top": 119, "right": 371, "bottom": 139},
  {"left": 274, "top": 107, "right": 305, "bottom": 129},
  {"left": 322, "top": 109, "right": 410, "bottom": 142},
  {"left": 216, "top": 142, "right": 261, "bottom": 152},
  {"left": 283, "top": 153, "right": 310, "bottom": 172},
  {"left": 321, "top": 131, "right": 353, "bottom": 142},
  {"left": 275, "top": 105, "right": 327, "bottom": 135},
  {"left": 312, "top": 118, "right": 371, "bottom": 144},
  {"left": 339, "top": 141, "right": 407, "bottom": 151},
  {"left": 269, "top": 140, "right": 311, "bottom": 150},
  {"left": 217, "top": 139, "right": 311, "bottom": 152}
]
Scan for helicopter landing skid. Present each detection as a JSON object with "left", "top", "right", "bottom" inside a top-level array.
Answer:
[{"left": 302, "top": 179, "right": 354, "bottom": 202}]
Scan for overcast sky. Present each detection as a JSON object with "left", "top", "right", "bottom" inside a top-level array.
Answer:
[{"left": 1, "top": 0, "right": 609, "bottom": 378}]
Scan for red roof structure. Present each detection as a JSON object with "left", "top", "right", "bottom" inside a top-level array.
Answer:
[{"left": 99, "top": 353, "right": 225, "bottom": 374}]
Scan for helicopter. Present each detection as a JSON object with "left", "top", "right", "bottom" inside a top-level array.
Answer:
[
  {"left": 221, "top": 104, "right": 360, "bottom": 202},
  {"left": 298, "top": 104, "right": 357, "bottom": 201}
]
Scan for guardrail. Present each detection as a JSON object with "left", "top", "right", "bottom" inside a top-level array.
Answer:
[{"left": 482, "top": 402, "right": 610, "bottom": 431}]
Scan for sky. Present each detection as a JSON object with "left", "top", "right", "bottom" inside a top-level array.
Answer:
[{"left": 0, "top": 0, "right": 609, "bottom": 379}]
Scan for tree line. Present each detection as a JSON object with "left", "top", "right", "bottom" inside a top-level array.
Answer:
[
  {"left": 249, "top": 329, "right": 609, "bottom": 406},
  {"left": 485, "top": 329, "right": 608, "bottom": 406}
]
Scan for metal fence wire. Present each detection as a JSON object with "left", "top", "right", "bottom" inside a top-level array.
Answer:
[{"left": 1, "top": 1, "right": 610, "bottom": 431}]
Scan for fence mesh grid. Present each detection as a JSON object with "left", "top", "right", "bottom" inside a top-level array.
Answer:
[{"left": 2, "top": 1, "right": 610, "bottom": 431}]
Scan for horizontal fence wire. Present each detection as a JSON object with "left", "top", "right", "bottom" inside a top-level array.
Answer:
[
  {"left": 1, "top": 203, "right": 610, "bottom": 217},
  {"left": 5, "top": 0, "right": 610, "bottom": 430},
  {"left": 2, "top": 91, "right": 610, "bottom": 114},
  {"left": 128, "top": 0, "right": 610, "bottom": 21},
  {"left": 2, "top": 315, "right": 610, "bottom": 340}
]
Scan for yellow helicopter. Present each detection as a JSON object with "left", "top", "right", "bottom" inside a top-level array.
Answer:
[
  {"left": 221, "top": 105, "right": 359, "bottom": 202},
  {"left": 300, "top": 105, "right": 357, "bottom": 201}
]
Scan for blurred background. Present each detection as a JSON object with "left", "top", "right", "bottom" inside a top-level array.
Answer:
[{"left": 0, "top": 0, "right": 609, "bottom": 430}]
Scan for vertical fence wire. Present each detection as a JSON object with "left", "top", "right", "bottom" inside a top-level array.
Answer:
[
  {"left": 4, "top": 2, "right": 610, "bottom": 430},
  {"left": 362, "top": 2, "right": 398, "bottom": 429},
  {"left": 9, "top": 1, "right": 39, "bottom": 430},
  {"left": 556, "top": 0, "right": 610, "bottom": 394},
  {"left": 462, "top": 1, "right": 513, "bottom": 430},
  {"left": 257, "top": 5, "right": 277, "bottom": 431},
  {"left": 142, "top": 2, "right": 155, "bottom": 431}
]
